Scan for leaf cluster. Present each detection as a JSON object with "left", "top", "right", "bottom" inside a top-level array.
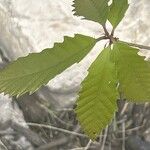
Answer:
[{"left": 0, "top": 0, "right": 150, "bottom": 140}]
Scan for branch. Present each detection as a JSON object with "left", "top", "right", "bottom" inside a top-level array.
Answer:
[
  {"left": 119, "top": 40, "right": 150, "bottom": 50},
  {"left": 102, "top": 25, "right": 110, "bottom": 37},
  {"left": 96, "top": 36, "right": 107, "bottom": 42}
]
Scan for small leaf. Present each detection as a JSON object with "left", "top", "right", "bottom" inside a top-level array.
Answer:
[
  {"left": 108, "top": 0, "right": 129, "bottom": 28},
  {"left": 111, "top": 42, "right": 150, "bottom": 102},
  {"left": 0, "top": 34, "right": 96, "bottom": 97},
  {"left": 76, "top": 47, "right": 118, "bottom": 140},
  {"left": 73, "top": 0, "right": 109, "bottom": 25}
]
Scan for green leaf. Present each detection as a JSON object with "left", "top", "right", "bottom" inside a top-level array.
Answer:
[
  {"left": 0, "top": 34, "right": 96, "bottom": 97},
  {"left": 76, "top": 47, "right": 118, "bottom": 140},
  {"left": 73, "top": 0, "right": 109, "bottom": 25},
  {"left": 111, "top": 42, "right": 150, "bottom": 102},
  {"left": 108, "top": 0, "right": 129, "bottom": 28}
]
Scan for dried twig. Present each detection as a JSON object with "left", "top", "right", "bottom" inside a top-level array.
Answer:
[
  {"left": 122, "top": 121, "right": 125, "bottom": 150},
  {"left": 0, "top": 139, "right": 8, "bottom": 150},
  {"left": 27, "top": 122, "right": 88, "bottom": 138},
  {"left": 101, "top": 126, "right": 108, "bottom": 150},
  {"left": 35, "top": 138, "right": 68, "bottom": 150},
  {"left": 85, "top": 140, "right": 92, "bottom": 150},
  {"left": 40, "top": 104, "right": 73, "bottom": 127},
  {"left": 121, "top": 103, "right": 129, "bottom": 115}
]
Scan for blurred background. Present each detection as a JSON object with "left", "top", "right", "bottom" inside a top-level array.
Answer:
[{"left": 0, "top": 0, "right": 150, "bottom": 149}]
